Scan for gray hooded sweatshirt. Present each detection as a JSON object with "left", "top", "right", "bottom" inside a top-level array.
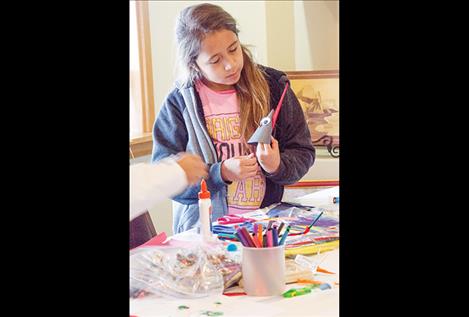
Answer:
[{"left": 152, "top": 66, "right": 315, "bottom": 234}]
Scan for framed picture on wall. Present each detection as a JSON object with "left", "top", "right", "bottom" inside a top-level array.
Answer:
[{"left": 285, "top": 70, "right": 339, "bottom": 158}]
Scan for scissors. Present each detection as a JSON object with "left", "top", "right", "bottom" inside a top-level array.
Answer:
[{"left": 217, "top": 214, "right": 256, "bottom": 225}]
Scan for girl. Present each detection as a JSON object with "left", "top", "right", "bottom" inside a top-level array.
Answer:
[{"left": 152, "top": 3, "right": 315, "bottom": 234}]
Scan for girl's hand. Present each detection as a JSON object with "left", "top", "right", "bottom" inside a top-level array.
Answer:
[
  {"left": 256, "top": 136, "right": 281, "bottom": 174},
  {"left": 221, "top": 153, "right": 259, "bottom": 182}
]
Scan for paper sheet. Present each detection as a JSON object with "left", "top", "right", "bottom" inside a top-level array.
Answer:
[{"left": 292, "top": 186, "right": 339, "bottom": 207}]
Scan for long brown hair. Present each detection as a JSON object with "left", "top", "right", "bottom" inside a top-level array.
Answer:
[{"left": 175, "top": 3, "right": 270, "bottom": 148}]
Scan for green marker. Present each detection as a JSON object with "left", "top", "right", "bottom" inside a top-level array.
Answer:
[
  {"left": 282, "top": 284, "right": 321, "bottom": 298},
  {"left": 283, "top": 287, "right": 311, "bottom": 298}
]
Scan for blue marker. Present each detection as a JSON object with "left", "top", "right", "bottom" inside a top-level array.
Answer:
[{"left": 272, "top": 225, "right": 279, "bottom": 246}]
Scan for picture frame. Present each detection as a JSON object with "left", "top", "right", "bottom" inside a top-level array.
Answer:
[{"left": 285, "top": 70, "right": 339, "bottom": 158}]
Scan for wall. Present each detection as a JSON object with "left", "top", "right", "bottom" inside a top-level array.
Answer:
[
  {"left": 148, "top": 0, "right": 267, "bottom": 114},
  {"left": 265, "top": 1, "right": 295, "bottom": 70},
  {"left": 294, "top": 1, "right": 339, "bottom": 70},
  {"left": 141, "top": 1, "right": 339, "bottom": 235},
  {"left": 148, "top": 1, "right": 339, "bottom": 112}
]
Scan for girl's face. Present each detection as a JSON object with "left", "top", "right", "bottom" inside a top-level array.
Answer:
[{"left": 195, "top": 29, "right": 244, "bottom": 91}]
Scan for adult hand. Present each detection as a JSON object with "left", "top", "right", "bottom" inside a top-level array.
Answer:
[
  {"left": 176, "top": 153, "right": 208, "bottom": 185},
  {"left": 256, "top": 136, "right": 280, "bottom": 174},
  {"left": 221, "top": 153, "right": 259, "bottom": 182}
]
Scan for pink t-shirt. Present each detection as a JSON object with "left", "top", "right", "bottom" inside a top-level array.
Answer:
[{"left": 196, "top": 80, "right": 266, "bottom": 214}]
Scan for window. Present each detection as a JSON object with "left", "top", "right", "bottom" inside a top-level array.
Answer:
[{"left": 129, "top": 0, "right": 154, "bottom": 158}]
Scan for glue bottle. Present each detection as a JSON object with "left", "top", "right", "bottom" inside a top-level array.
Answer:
[{"left": 198, "top": 179, "right": 212, "bottom": 242}]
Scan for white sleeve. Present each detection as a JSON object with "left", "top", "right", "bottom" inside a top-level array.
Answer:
[{"left": 129, "top": 159, "right": 188, "bottom": 221}]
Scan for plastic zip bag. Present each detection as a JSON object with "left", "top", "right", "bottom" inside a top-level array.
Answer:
[
  {"left": 130, "top": 245, "right": 224, "bottom": 299},
  {"left": 130, "top": 241, "right": 241, "bottom": 299}
]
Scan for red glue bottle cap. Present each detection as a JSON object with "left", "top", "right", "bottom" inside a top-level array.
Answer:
[{"left": 198, "top": 179, "right": 210, "bottom": 199}]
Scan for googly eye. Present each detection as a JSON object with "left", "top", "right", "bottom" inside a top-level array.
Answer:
[{"left": 260, "top": 117, "right": 271, "bottom": 126}]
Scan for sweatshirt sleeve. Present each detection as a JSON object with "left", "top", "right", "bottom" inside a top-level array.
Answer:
[
  {"left": 151, "top": 95, "right": 229, "bottom": 205},
  {"left": 265, "top": 85, "right": 316, "bottom": 185},
  {"left": 130, "top": 159, "right": 187, "bottom": 221}
]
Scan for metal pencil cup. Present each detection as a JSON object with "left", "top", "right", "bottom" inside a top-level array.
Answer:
[{"left": 242, "top": 245, "right": 286, "bottom": 296}]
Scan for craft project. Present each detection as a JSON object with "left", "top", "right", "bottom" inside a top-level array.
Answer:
[
  {"left": 247, "top": 110, "right": 274, "bottom": 144},
  {"left": 247, "top": 82, "right": 289, "bottom": 145}
]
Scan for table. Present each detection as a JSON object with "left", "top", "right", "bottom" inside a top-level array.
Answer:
[
  {"left": 130, "top": 248, "right": 338, "bottom": 316},
  {"left": 130, "top": 188, "right": 340, "bottom": 316}
]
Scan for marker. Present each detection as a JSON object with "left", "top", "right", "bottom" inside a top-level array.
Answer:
[
  {"left": 267, "top": 220, "right": 274, "bottom": 230},
  {"left": 277, "top": 222, "right": 285, "bottom": 235},
  {"left": 266, "top": 228, "right": 273, "bottom": 247},
  {"left": 303, "top": 211, "right": 324, "bottom": 235},
  {"left": 278, "top": 225, "right": 291, "bottom": 245},
  {"left": 251, "top": 232, "right": 261, "bottom": 248},
  {"left": 282, "top": 287, "right": 311, "bottom": 298},
  {"left": 240, "top": 227, "right": 256, "bottom": 247},
  {"left": 272, "top": 225, "right": 279, "bottom": 246},
  {"left": 234, "top": 230, "right": 249, "bottom": 247},
  {"left": 282, "top": 286, "right": 312, "bottom": 298},
  {"left": 282, "top": 284, "right": 322, "bottom": 298},
  {"left": 257, "top": 223, "right": 263, "bottom": 247},
  {"left": 217, "top": 233, "right": 237, "bottom": 240}
]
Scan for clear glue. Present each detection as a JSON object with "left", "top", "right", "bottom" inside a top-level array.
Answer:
[{"left": 198, "top": 179, "right": 212, "bottom": 242}]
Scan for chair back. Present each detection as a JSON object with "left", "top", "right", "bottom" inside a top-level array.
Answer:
[{"left": 129, "top": 210, "right": 157, "bottom": 249}]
